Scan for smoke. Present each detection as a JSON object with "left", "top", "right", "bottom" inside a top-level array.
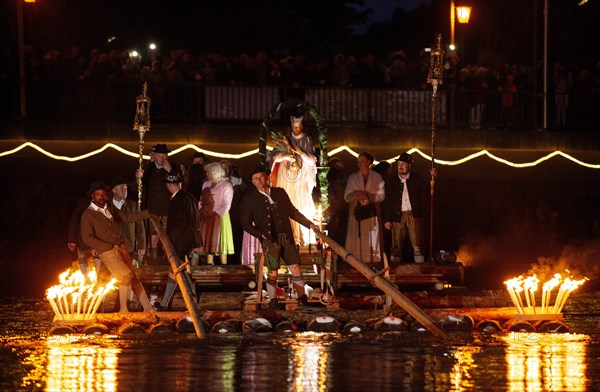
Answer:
[
  {"left": 455, "top": 198, "right": 599, "bottom": 290},
  {"left": 528, "top": 240, "right": 600, "bottom": 282}
]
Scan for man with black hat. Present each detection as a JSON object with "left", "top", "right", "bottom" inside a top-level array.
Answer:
[
  {"left": 383, "top": 152, "right": 436, "bottom": 264},
  {"left": 80, "top": 180, "right": 155, "bottom": 312},
  {"left": 240, "top": 166, "right": 319, "bottom": 308},
  {"left": 192, "top": 151, "right": 208, "bottom": 166},
  {"left": 155, "top": 172, "right": 200, "bottom": 310},
  {"left": 137, "top": 143, "right": 180, "bottom": 259},
  {"left": 110, "top": 176, "right": 146, "bottom": 264}
]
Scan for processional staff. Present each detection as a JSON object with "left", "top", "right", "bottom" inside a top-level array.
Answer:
[
  {"left": 426, "top": 34, "right": 444, "bottom": 264},
  {"left": 133, "top": 82, "right": 151, "bottom": 209}
]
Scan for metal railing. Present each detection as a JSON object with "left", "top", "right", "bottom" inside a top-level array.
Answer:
[{"left": 1, "top": 80, "right": 598, "bottom": 132}]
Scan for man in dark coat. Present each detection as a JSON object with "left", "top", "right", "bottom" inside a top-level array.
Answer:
[
  {"left": 137, "top": 143, "right": 180, "bottom": 258},
  {"left": 156, "top": 172, "right": 200, "bottom": 310},
  {"left": 240, "top": 166, "right": 318, "bottom": 308},
  {"left": 383, "top": 152, "right": 435, "bottom": 264}
]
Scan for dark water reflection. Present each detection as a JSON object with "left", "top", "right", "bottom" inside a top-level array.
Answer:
[{"left": 1, "top": 296, "right": 599, "bottom": 391}]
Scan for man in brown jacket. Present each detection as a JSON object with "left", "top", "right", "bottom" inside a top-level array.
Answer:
[
  {"left": 110, "top": 176, "right": 146, "bottom": 264},
  {"left": 80, "top": 180, "right": 154, "bottom": 312}
]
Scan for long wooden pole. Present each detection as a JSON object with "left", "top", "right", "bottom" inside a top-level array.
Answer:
[
  {"left": 149, "top": 216, "right": 206, "bottom": 339},
  {"left": 313, "top": 229, "right": 449, "bottom": 339},
  {"left": 427, "top": 34, "right": 444, "bottom": 266}
]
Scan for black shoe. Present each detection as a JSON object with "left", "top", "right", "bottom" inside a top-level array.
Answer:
[{"left": 153, "top": 301, "right": 168, "bottom": 311}]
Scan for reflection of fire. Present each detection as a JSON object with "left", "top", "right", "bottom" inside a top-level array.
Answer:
[
  {"left": 502, "top": 333, "right": 590, "bottom": 391},
  {"left": 504, "top": 273, "right": 587, "bottom": 315},
  {"left": 46, "top": 269, "right": 117, "bottom": 320}
]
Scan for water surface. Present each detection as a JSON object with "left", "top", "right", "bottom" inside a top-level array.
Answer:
[{"left": 1, "top": 295, "right": 599, "bottom": 391}]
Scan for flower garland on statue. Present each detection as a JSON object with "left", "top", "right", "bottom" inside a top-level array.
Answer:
[{"left": 259, "top": 100, "right": 330, "bottom": 215}]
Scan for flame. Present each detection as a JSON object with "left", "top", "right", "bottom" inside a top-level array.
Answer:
[
  {"left": 504, "top": 271, "right": 588, "bottom": 315},
  {"left": 46, "top": 268, "right": 117, "bottom": 321}
]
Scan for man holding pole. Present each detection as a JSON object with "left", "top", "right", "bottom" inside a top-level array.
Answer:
[
  {"left": 240, "top": 166, "right": 319, "bottom": 308},
  {"left": 80, "top": 180, "right": 155, "bottom": 312},
  {"left": 137, "top": 143, "right": 180, "bottom": 259},
  {"left": 155, "top": 172, "right": 200, "bottom": 311}
]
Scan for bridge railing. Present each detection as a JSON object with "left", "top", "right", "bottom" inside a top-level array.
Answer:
[{"left": 1, "top": 80, "right": 598, "bottom": 132}]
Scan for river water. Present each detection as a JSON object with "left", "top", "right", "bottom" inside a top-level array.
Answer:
[{"left": 1, "top": 294, "right": 599, "bottom": 391}]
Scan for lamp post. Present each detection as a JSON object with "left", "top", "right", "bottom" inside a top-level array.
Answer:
[
  {"left": 17, "top": 0, "right": 34, "bottom": 119},
  {"left": 449, "top": 2, "right": 472, "bottom": 51}
]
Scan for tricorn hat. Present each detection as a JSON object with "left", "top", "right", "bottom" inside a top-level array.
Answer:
[
  {"left": 109, "top": 176, "right": 128, "bottom": 189},
  {"left": 151, "top": 143, "right": 171, "bottom": 154},
  {"left": 396, "top": 152, "right": 413, "bottom": 164},
  {"left": 165, "top": 173, "right": 182, "bottom": 183},
  {"left": 88, "top": 180, "right": 107, "bottom": 194}
]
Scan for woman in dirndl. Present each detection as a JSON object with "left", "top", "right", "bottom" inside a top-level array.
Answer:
[{"left": 198, "top": 162, "right": 234, "bottom": 264}]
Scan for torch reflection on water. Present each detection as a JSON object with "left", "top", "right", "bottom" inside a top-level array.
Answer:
[
  {"left": 46, "top": 268, "right": 117, "bottom": 321},
  {"left": 502, "top": 333, "right": 590, "bottom": 391}
]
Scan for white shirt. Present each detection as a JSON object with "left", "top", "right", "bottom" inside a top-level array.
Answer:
[
  {"left": 112, "top": 198, "right": 125, "bottom": 210},
  {"left": 400, "top": 173, "right": 412, "bottom": 212},
  {"left": 90, "top": 201, "right": 113, "bottom": 220},
  {"left": 259, "top": 189, "right": 275, "bottom": 204}
]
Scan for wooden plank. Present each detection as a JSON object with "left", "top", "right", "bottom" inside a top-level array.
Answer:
[
  {"left": 149, "top": 216, "right": 206, "bottom": 339},
  {"left": 255, "top": 253, "right": 265, "bottom": 303},
  {"left": 312, "top": 229, "right": 450, "bottom": 340}
]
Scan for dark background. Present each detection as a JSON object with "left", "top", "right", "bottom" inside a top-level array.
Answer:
[{"left": 2, "top": 0, "right": 599, "bottom": 67}]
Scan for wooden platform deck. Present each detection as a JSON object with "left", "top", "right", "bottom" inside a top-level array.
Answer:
[{"left": 137, "top": 259, "right": 464, "bottom": 290}]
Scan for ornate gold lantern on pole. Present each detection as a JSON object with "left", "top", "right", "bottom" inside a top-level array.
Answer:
[
  {"left": 426, "top": 34, "right": 444, "bottom": 264},
  {"left": 133, "top": 82, "right": 151, "bottom": 209}
]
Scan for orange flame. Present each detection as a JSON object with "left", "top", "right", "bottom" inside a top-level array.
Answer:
[
  {"left": 46, "top": 268, "right": 117, "bottom": 321},
  {"left": 504, "top": 271, "right": 587, "bottom": 315}
]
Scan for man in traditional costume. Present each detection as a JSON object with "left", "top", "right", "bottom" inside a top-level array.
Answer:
[
  {"left": 155, "top": 173, "right": 200, "bottom": 310},
  {"left": 137, "top": 143, "right": 180, "bottom": 258},
  {"left": 383, "top": 152, "right": 435, "bottom": 264},
  {"left": 110, "top": 176, "right": 146, "bottom": 264},
  {"left": 240, "top": 166, "right": 319, "bottom": 308},
  {"left": 80, "top": 180, "right": 155, "bottom": 312}
]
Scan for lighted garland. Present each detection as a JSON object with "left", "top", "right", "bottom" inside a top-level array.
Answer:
[
  {"left": 2, "top": 143, "right": 598, "bottom": 169},
  {"left": 259, "top": 100, "right": 330, "bottom": 213}
]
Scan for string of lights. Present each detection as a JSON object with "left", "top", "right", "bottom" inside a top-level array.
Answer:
[{"left": 1, "top": 142, "right": 599, "bottom": 169}]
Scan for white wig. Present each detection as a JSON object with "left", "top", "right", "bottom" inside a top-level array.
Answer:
[{"left": 205, "top": 162, "right": 226, "bottom": 183}]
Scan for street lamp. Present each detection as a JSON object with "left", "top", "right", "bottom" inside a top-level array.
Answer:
[
  {"left": 449, "top": 2, "right": 472, "bottom": 51},
  {"left": 456, "top": 6, "right": 472, "bottom": 24}
]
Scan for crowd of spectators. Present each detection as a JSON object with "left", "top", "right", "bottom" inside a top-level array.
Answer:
[
  {"left": 2, "top": 45, "right": 598, "bottom": 96},
  {"left": 1, "top": 45, "right": 599, "bottom": 130}
]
